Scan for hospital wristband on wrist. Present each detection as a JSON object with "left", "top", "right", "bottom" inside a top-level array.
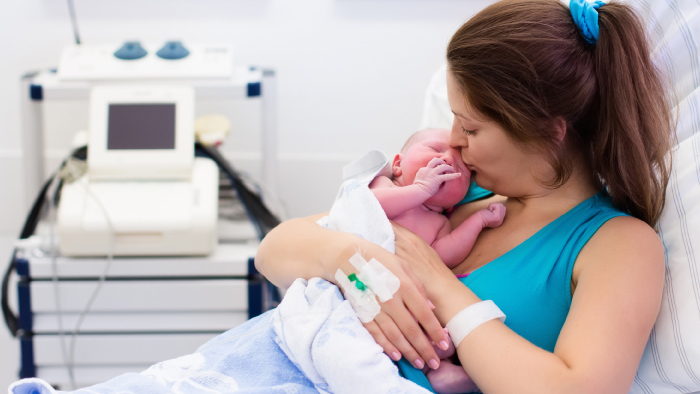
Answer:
[{"left": 445, "top": 300, "right": 506, "bottom": 348}]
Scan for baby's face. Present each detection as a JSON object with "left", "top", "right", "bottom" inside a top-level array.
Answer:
[{"left": 398, "top": 129, "right": 470, "bottom": 208}]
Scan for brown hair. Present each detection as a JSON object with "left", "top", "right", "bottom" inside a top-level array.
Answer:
[{"left": 446, "top": 0, "right": 674, "bottom": 227}]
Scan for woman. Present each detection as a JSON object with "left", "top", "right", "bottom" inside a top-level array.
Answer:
[{"left": 255, "top": 0, "right": 674, "bottom": 392}]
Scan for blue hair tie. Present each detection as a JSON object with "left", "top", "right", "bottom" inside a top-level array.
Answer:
[{"left": 570, "top": 0, "right": 605, "bottom": 44}]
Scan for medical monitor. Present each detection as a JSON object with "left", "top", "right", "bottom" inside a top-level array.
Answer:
[
  {"left": 88, "top": 86, "right": 194, "bottom": 180},
  {"left": 107, "top": 104, "right": 176, "bottom": 150}
]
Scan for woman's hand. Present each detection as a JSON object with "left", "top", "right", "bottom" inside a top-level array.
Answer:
[
  {"left": 392, "top": 222, "right": 456, "bottom": 291},
  {"left": 334, "top": 241, "right": 450, "bottom": 370},
  {"left": 257, "top": 214, "right": 450, "bottom": 370}
]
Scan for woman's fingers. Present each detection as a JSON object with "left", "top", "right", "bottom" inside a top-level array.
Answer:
[
  {"left": 399, "top": 279, "right": 450, "bottom": 353},
  {"left": 391, "top": 223, "right": 452, "bottom": 350},
  {"left": 398, "top": 257, "right": 429, "bottom": 301},
  {"left": 363, "top": 319, "right": 402, "bottom": 362},
  {"left": 374, "top": 307, "right": 439, "bottom": 370},
  {"left": 394, "top": 258, "right": 448, "bottom": 348},
  {"left": 334, "top": 237, "right": 448, "bottom": 368}
]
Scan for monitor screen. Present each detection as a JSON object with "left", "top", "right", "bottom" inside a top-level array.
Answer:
[{"left": 107, "top": 104, "right": 176, "bottom": 150}]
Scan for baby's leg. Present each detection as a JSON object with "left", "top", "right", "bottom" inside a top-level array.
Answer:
[{"left": 426, "top": 362, "right": 480, "bottom": 394}]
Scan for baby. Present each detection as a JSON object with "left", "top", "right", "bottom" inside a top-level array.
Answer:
[{"left": 369, "top": 128, "right": 505, "bottom": 393}]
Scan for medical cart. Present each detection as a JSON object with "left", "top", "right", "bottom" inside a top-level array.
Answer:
[{"left": 12, "top": 50, "right": 281, "bottom": 389}]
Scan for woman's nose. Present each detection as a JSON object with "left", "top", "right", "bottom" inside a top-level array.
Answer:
[{"left": 449, "top": 120, "right": 468, "bottom": 148}]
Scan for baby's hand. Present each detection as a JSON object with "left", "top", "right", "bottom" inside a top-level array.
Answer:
[
  {"left": 478, "top": 202, "right": 506, "bottom": 228},
  {"left": 413, "top": 158, "right": 462, "bottom": 195}
]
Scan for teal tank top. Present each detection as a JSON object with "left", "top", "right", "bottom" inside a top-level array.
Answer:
[
  {"left": 398, "top": 190, "right": 629, "bottom": 392},
  {"left": 459, "top": 179, "right": 493, "bottom": 205}
]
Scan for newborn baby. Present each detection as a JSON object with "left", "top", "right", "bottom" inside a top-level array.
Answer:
[
  {"left": 369, "top": 128, "right": 505, "bottom": 393},
  {"left": 370, "top": 128, "right": 505, "bottom": 267}
]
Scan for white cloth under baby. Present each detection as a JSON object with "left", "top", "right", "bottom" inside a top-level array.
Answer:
[{"left": 317, "top": 150, "right": 395, "bottom": 253}]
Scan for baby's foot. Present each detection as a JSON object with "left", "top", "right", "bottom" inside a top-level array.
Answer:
[
  {"left": 478, "top": 202, "right": 506, "bottom": 228},
  {"left": 426, "top": 361, "right": 480, "bottom": 394}
]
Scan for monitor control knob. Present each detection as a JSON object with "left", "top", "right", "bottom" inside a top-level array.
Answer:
[
  {"left": 114, "top": 41, "right": 148, "bottom": 60},
  {"left": 156, "top": 41, "right": 190, "bottom": 60}
]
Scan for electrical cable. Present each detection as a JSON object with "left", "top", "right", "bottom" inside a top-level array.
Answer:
[
  {"left": 66, "top": 0, "right": 81, "bottom": 45},
  {"left": 237, "top": 169, "right": 288, "bottom": 222},
  {"left": 48, "top": 158, "right": 116, "bottom": 389},
  {"left": 47, "top": 177, "right": 73, "bottom": 388},
  {"left": 195, "top": 143, "right": 281, "bottom": 240},
  {"left": 2, "top": 146, "right": 86, "bottom": 336}
]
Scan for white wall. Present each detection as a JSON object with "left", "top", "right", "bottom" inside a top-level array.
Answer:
[
  {"left": 0, "top": 0, "right": 493, "bottom": 386},
  {"left": 0, "top": 0, "right": 494, "bottom": 234}
]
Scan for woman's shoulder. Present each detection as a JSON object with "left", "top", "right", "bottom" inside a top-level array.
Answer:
[
  {"left": 588, "top": 215, "right": 663, "bottom": 256},
  {"left": 572, "top": 215, "right": 665, "bottom": 291}
]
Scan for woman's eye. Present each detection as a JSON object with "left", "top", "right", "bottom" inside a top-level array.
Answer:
[{"left": 461, "top": 126, "right": 475, "bottom": 136}]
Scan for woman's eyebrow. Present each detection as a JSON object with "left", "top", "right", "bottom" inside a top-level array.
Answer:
[
  {"left": 451, "top": 110, "right": 470, "bottom": 121},
  {"left": 452, "top": 110, "right": 480, "bottom": 123}
]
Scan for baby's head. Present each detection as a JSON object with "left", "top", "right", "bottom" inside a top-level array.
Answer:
[{"left": 392, "top": 128, "right": 470, "bottom": 209}]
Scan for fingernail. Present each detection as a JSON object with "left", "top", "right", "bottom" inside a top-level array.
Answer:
[
  {"left": 439, "top": 340, "right": 449, "bottom": 350},
  {"left": 429, "top": 358, "right": 440, "bottom": 370},
  {"left": 427, "top": 300, "right": 435, "bottom": 310},
  {"left": 414, "top": 359, "right": 425, "bottom": 369},
  {"left": 391, "top": 352, "right": 401, "bottom": 361}
]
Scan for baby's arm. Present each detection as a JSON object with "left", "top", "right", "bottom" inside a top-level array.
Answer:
[
  {"left": 370, "top": 176, "right": 434, "bottom": 219},
  {"left": 370, "top": 158, "right": 461, "bottom": 219},
  {"left": 431, "top": 203, "right": 506, "bottom": 268}
]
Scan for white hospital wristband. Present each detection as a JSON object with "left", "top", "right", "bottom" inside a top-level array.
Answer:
[{"left": 446, "top": 300, "right": 506, "bottom": 348}]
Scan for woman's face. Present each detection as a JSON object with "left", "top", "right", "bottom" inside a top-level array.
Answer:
[{"left": 446, "top": 71, "right": 552, "bottom": 198}]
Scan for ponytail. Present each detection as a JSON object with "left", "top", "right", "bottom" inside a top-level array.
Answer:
[{"left": 591, "top": 3, "right": 673, "bottom": 227}]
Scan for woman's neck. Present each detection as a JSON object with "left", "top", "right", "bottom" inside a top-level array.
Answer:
[{"left": 505, "top": 166, "right": 598, "bottom": 218}]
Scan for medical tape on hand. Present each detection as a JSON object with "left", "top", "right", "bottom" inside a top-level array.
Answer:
[
  {"left": 348, "top": 253, "right": 400, "bottom": 302},
  {"left": 335, "top": 269, "right": 381, "bottom": 323},
  {"left": 446, "top": 300, "right": 506, "bottom": 348}
]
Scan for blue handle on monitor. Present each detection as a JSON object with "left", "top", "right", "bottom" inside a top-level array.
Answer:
[
  {"left": 156, "top": 41, "right": 190, "bottom": 60},
  {"left": 114, "top": 41, "right": 148, "bottom": 60}
]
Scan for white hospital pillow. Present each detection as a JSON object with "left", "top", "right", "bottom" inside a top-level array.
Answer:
[
  {"left": 632, "top": 111, "right": 700, "bottom": 394},
  {"left": 629, "top": 0, "right": 700, "bottom": 392},
  {"left": 419, "top": 64, "right": 453, "bottom": 130}
]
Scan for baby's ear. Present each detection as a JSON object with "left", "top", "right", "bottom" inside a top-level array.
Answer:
[{"left": 392, "top": 154, "right": 403, "bottom": 177}]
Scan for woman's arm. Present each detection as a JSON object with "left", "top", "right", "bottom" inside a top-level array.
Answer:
[
  {"left": 255, "top": 213, "right": 347, "bottom": 288},
  {"left": 255, "top": 214, "right": 451, "bottom": 369},
  {"left": 393, "top": 216, "right": 664, "bottom": 394}
]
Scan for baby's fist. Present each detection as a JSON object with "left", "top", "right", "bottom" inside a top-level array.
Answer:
[{"left": 478, "top": 202, "right": 506, "bottom": 228}]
